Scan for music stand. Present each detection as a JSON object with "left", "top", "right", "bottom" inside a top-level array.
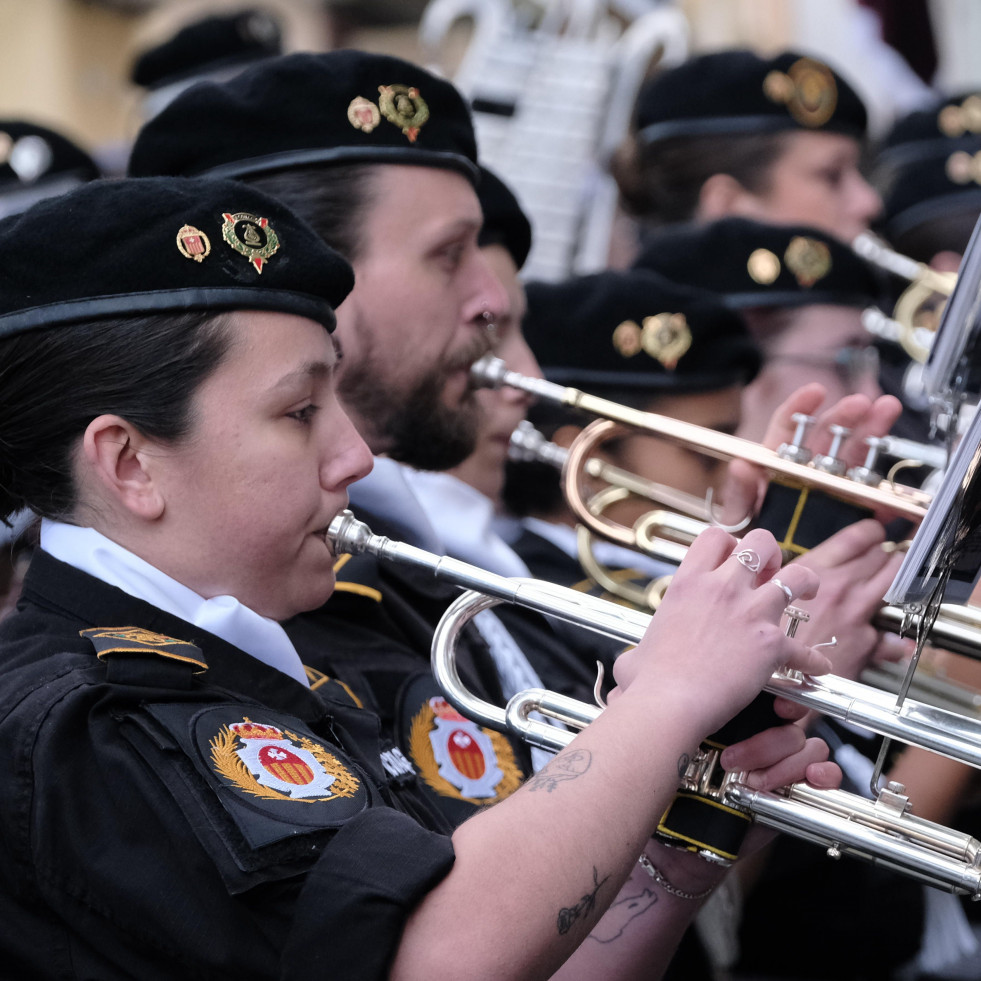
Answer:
[{"left": 887, "top": 209, "right": 981, "bottom": 610}]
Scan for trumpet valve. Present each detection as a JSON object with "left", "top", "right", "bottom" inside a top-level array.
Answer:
[
  {"left": 778, "top": 412, "right": 816, "bottom": 464},
  {"left": 777, "top": 606, "right": 812, "bottom": 682},
  {"left": 847, "top": 436, "right": 886, "bottom": 486},
  {"left": 811, "top": 424, "right": 852, "bottom": 476}
]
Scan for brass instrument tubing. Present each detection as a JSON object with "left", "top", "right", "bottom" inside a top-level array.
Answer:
[{"left": 474, "top": 356, "right": 929, "bottom": 522}]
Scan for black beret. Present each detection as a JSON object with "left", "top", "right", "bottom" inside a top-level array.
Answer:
[
  {"left": 635, "top": 49, "right": 868, "bottom": 146},
  {"left": 0, "top": 120, "right": 100, "bottom": 218},
  {"left": 872, "top": 93, "right": 981, "bottom": 243},
  {"left": 0, "top": 176, "right": 354, "bottom": 341},
  {"left": 476, "top": 165, "right": 532, "bottom": 269},
  {"left": 523, "top": 268, "right": 761, "bottom": 392},
  {"left": 128, "top": 50, "right": 479, "bottom": 183},
  {"left": 131, "top": 9, "right": 283, "bottom": 90},
  {"left": 633, "top": 217, "right": 888, "bottom": 310}
]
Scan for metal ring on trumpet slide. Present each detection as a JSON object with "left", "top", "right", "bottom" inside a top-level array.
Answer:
[{"left": 329, "top": 510, "right": 981, "bottom": 896}]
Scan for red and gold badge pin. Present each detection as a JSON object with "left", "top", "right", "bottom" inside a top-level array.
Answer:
[
  {"left": 221, "top": 212, "right": 280, "bottom": 273},
  {"left": 176, "top": 224, "right": 211, "bottom": 263}
]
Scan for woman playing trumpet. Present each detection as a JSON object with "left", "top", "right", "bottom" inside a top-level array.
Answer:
[{"left": 0, "top": 176, "right": 843, "bottom": 981}]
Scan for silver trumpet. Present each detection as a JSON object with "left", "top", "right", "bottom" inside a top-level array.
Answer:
[{"left": 329, "top": 509, "right": 981, "bottom": 897}]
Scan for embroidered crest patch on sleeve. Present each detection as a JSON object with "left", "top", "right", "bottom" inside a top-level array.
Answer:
[
  {"left": 210, "top": 717, "right": 360, "bottom": 803},
  {"left": 409, "top": 695, "right": 522, "bottom": 805}
]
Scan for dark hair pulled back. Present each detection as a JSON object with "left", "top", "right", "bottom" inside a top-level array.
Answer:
[
  {"left": 0, "top": 311, "right": 229, "bottom": 524},
  {"left": 610, "top": 131, "right": 790, "bottom": 225}
]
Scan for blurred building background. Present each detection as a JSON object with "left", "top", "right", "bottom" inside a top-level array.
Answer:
[{"left": 1, "top": 0, "right": 979, "bottom": 278}]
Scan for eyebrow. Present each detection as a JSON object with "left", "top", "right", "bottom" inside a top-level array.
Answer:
[{"left": 270, "top": 359, "right": 334, "bottom": 392}]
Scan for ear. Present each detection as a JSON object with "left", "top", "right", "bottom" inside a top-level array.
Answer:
[
  {"left": 81, "top": 415, "right": 166, "bottom": 521},
  {"left": 696, "top": 172, "right": 756, "bottom": 221}
]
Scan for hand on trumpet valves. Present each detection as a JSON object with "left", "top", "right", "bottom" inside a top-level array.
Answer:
[
  {"left": 607, "top": 527, "right": 830, "bottom": 740},
  {"left": 787, "top": 519, "right": 911, "bottom": 684},
  {"left": 724, "top": 382, "right": 906, "bottom": 522}
]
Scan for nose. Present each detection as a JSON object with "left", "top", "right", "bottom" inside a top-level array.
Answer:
[
  {"left": 322, "top": 406, "right": 374, "bottom": 491},
  {"left": 850, "top": 170, "right": 883, "bottom": 230},
  {"left": 465, "top": 249, "right": 511, "bottom": 328}
]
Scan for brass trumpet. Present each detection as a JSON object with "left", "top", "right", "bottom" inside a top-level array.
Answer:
[
  {"left": 509, "top": 421, "right": 981, "bottom": 660},
  {"left": 328, "top": 509, "right": 981, "bottom": 897},
  {"left": 474, "top": 354, "right": 931, "bottom": 525}
]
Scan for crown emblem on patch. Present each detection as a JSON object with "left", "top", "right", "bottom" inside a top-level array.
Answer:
[
  {"left": 763, "top": 57, "right": 837, "bottom": 128},
  {"left": 176, "top": 223, "right": 211, "bottom": 263},
  {"left": 210, "top": 717, "right": 360, "bottom": 802},
  {"left": 378, "top": 84, "right": 430, "bottom": 142},
  {"left": 221, "top": 212, "right": 280, "bottom": 273},
  {"left": 784, "top": 236, "right": 831, "bottom": 287}
]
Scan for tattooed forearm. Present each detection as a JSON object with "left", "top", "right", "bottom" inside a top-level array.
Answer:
[
  {"left": 557, "top": 866, "right": 610, "bottom": 936},
  {"left": 589, "top": 887, "right": 659, "bottom": 943},
  {"left": 526, "top": 749, "right": 592, "bottom": 793}
]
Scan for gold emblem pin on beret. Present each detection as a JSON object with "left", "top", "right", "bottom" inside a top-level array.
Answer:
[
  {"left": 763, "top": 57, "right": 837, "bottom": 128},
  {"left": 747, "top": 248, "right": 781, "bottom": 285},
  {"left": 347, "top": 96, "right": 381, "bottom": 134},
  {"left": 946, "top": 150, "right": 981, "bottom": 186},
  {"left": 612, "top": 320, "right": 643, "bottom": 357},
  {"left": 784, "top": 236, "right": 831, "bottom": 287},
  {"left": 221, "top": 212, "right": 280, "bottom": 273},
  {"left": 176, "top": 224, "right": 211, "bottom": 263},
  {"left": 378, "top": 84, "right": 429, "bottom": 143},
  {"left": 641, "top": 313, "right": 691, "bottom": 370},
  {"left": 938, "top": 94, "right": 981, "bottom": 137}
]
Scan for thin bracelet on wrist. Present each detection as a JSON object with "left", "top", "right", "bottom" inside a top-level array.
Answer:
[{"left": 637, "top": 853, "right": 715, "bottom": 901}]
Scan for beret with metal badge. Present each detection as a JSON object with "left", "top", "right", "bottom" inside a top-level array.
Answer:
[
  {"left": 632, "top": 217, "right": 888, "bottom": 311},
  {"left": 0, "top": 175, "right": 354, "bottom": 341},
  {"left": 634, "top": 48, "right": 868, "bottom": 147},
  {"left": 128, "top": 49, "right": 479, "bottom": 184},
  {"left": 523, "top": 267, "right": 762, "bottom": 393}
]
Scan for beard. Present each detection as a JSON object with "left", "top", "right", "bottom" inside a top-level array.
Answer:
[{"left": 339, "top": 331, "right": 490, "bottom": 471}]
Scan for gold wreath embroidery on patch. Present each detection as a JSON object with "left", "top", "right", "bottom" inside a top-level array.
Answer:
[
  {"left": 641, "top": 313, "right": 691, "bottom": 369},
  {"left": 378, "top": 84, "right": 429, "bottom": 142},
  {"left": 176, "top": 224, "right": 211, "bottom": 263},
  {"left": 408, "top": 697, "right": 522, "bottom": 804},
  {"left": 210, "top": 719, "right": 359, "bottom": 802},
  {"left": 612, "top": 320, "right": 643, "bottom": 357},
  {"left": 763, "top": 57, "right": 837, "bottom": 128},
  {"left": 347, "top": 95, "right": 381, "bottom": 134},
  {"left": 747, "top": 247, "right": 781, "bottom": 285},
  {"left": 220, "top": 212, "right": 280, "bottom": 273},
  {"left": 86, "top": 626, "right": 184, "bottom": 646},
  {"left": 784, "top": 236, "right": 831, "bottom": 287},
  {"left": 946, "top": 150, "right": 981, "bottom": 186}
]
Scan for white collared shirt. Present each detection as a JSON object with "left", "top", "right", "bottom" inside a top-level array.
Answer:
[{"left": 40, "top": 519, "right": 309, "bottom": 686}]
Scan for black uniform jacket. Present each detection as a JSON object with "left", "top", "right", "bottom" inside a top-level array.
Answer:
[
  {"left": 0, "top": 551, "right": 454, "bottom": 981},
  {"left": 285, "top": 504, "right": 544, "bottom": 830}
]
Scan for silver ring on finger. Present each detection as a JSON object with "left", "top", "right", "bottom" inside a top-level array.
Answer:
[
  {"left": 767, "top": 577, "right": 794, "bottom": 604},
  {"left": 734, "top": 548, "right": 762, "bottom": 572}
]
